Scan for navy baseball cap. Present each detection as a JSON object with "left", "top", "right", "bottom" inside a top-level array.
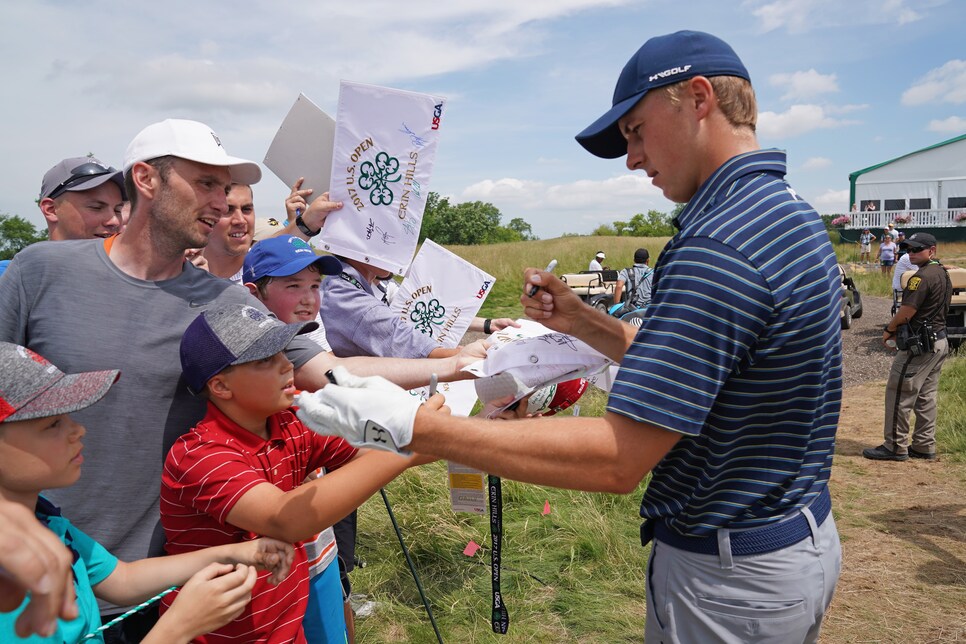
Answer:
[
  {"left": 0, "top": 342, "right": 118, "bottom": 423},
  {"left": 576, "top": 30, "right": 750, "bottom": 159},
  {"left": 900, "top": 232, "right": 937, "bottom": 252},
  {"left": 180, "top": 304, "right": 317, "bottom": 394},
  {"left": 243, "top": 235, "right": 342, "bottom": 284}
]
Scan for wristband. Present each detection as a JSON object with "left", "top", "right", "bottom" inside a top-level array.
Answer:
[
  {"left": 884, "top": 324, "right": 896, "bottom": 334},
  {"left": 295, "top": 214, "right": 321, "bottom": 237},
  {"left": 483, "top": 318, "right": 492, "bottom": 334}
]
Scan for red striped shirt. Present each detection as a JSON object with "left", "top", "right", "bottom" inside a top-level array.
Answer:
[{"left": 160, "top": 403, "right": 357, "bottom": 643}]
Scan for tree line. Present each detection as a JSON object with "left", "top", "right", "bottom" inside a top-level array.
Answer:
[
  {"left": 419, "top": 192, "right": 536, "bottom": 245},
  {"left": 0, "top": 196, "right": 686, "bottom": 259},
  {"left": 0, "top": 214, "right": 47, "bottom": 260}
]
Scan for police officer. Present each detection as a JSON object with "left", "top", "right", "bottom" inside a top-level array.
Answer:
[{"left": 864, "top": 232, "right": 952, "bottom": 461}]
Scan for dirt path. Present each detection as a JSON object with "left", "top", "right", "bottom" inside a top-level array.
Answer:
[{"left": 823, "top": 382, "right": 966, "bottom": 642}]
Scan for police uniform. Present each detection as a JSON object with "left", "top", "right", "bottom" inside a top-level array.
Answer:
[{"left": 881, "top": 260, "right": 952, "bottom": 457}]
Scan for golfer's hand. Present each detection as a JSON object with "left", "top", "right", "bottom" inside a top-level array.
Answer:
[
  {"left": 294, "top": 367, "right": 420, "bottom": 454},
  {"left": 521, "top": 268, "right": 587, "bottom": 335}
]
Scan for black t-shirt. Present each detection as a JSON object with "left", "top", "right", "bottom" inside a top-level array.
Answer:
[{"left": 902, "top": 261, "right": 952, "bottom": 330}]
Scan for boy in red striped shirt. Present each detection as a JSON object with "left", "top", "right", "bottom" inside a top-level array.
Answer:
[{"left": 160, "top": 304, "right": 438, "bottom": 643}]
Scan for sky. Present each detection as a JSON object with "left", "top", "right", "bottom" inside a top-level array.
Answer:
[{"left": 2, "top": 0, "right": 964, "bottom": 240}]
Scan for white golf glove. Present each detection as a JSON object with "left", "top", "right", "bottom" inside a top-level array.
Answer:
[{"left": 294, "top": 366, "right": 420, "bottom": 454}]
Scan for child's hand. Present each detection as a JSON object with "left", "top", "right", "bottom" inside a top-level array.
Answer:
[
  {"left": 301, "top": 191, "right": 343, "bottom": 232},
  {"left": 156, "top": 563, "right": 256, "bottom": 641},
  {"left": 456, "top": 339, "right": 489, "bottom": 370},
  {"left": 247, "top": 538, "right": 295, "bottom": 586}
]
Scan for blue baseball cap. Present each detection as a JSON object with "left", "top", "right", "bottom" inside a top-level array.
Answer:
[
  {"left": 243, "top": 235, "right": 342, "bottom": 284},
  {"left": 576, "top": 30, "right": 750, "bottom": 159},
  {"left": 180, "top": 304, "right": 317, "bottom": 394}
]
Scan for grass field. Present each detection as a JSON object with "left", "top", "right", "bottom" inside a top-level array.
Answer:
[
  {"left": 450, "top": 235, "right": 668, "bottom": 319},
  {"left": 349, "top": 235, "right": 965, "bottom": 642}
]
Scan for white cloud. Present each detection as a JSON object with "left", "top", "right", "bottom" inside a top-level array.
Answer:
[
  {"left": 757, "top": 104, "right": 858, "bottom": 139},
  {"left": 826, "top": 103, "right": 870, "bottom": 115},
  {"left": 748, "top": 0, "right": 926, "bottom": 33},
  {"left": 810, "top": 188, "right": 851, "bottom": 214},
  {"left": 901, "top": 60, "right": 966, "bottom": 106},
  {"left": 461, "top": 174, "right": 669, "bottom": 237},
  {"left": 770, "top": 69, "right": 838, "bottom": 101},
  {"left": 81, "top": 55, "right": 298, "bottom": 114},
  {"left": 926, "top": 115, "right": 966, "bottom": 132},
  {"left": 801, "top": 157, "right": 832, "bottom": 170}
]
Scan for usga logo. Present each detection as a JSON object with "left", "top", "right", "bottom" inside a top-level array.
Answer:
[
  {"left": 649, "top": 64, "right": 692, "bottom": 82},
  {"left": 431, "top": 103, "right": 443, "bottom": 130},
  {"left": 476, "top": 280, "right": 491, "bottom": 299}
]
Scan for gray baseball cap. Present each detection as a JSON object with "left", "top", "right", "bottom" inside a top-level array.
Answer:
[
  {"left": 0, "top": 342, "right": 119, "bottom": 423},
  {"left": 40, "top": 156, "right": 126, "bottom": 201},
  {"left": 180, "top": 304, "right": 317, "bottom": 394}
]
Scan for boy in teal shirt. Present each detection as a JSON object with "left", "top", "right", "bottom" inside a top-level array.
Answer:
[{"left": 0, "top": 342, "right": 294, "bottom": 643}]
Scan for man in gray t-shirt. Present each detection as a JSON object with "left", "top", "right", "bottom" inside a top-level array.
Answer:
[{"left": 0, "top": 120, "right": 480, "bottom": 584}]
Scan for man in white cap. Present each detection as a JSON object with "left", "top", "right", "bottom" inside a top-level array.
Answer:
[
  {"left": 0, "top": 118, "right": 480, "bottom": 641},
  {"left": 37, "top": 156, "right": 126, "bottom": 240},
  {"left": 588, "top": 250, "right": 605, "bottom": 271}
]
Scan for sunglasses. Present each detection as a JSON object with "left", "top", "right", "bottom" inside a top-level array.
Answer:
[{"left": 47, "top": 162, "right": 117, "bottom": 199}]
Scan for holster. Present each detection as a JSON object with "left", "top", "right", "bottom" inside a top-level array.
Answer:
[
  {"left": 896, "top": 324, "right": 924, "bottom": 356},
  {"left": 919, "top": 324, "right": 936, "bottom": 352}
]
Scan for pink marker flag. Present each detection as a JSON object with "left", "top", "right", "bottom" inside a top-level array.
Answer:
[
  {"left": 543, "top": 500, "right": 551, "bottom": 515},
  {"left": 463, "top": 540, "right": 481, "bottom": 557}
]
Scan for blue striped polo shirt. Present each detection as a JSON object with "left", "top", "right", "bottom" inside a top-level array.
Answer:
[{"left": 607, "top": 149, "right": 842, "bottom": 538}]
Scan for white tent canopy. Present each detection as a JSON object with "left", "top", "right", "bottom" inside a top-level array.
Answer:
[{"left": 850, "top": 134, "right": 966, "bottom": 212}]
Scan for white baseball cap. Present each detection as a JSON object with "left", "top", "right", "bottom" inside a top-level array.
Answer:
[{"left": 123, "top": 119, "right": 262, "bottom": 185}]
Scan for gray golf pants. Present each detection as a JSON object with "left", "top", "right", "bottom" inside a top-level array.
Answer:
[{"left": 644, "top": 514, "right": 841, "bottom": 643}]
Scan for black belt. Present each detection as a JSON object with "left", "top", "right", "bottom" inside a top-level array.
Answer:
[
  {"left": 641, "top": 486, "right": 831, "bottom": 557},
  {"left": 935, "top": 329, "right": 947, "bottom": 340}
]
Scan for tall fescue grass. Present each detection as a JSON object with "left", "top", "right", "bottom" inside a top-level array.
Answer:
[
  {"left": 350, "top": 235, "right": 964, "bottom": 641},
  {"left": 938, "top": 355, "right": 966, "bottom": 461},
  {"left": 446, "top": 236, "right": 668, "bottom": 319}
]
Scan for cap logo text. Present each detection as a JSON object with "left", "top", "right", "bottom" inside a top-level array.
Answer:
[{"left": 649, "top": 64, "right": 692, "bottom": 82}]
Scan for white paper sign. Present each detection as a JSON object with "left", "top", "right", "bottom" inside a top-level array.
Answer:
[
  {"left": 448, "top": 462, "right": 486, "bottom": 515},
  {"left": 320, "top": 81, "right": 445, "bottom": 275},
  {"left": 264, "top": 93, "right": 336, "bottom": 201},
  {"left": 390, "top": 240, "right": 494, "bottom": 349}
]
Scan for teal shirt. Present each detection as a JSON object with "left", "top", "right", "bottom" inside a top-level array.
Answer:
[{"left": 0, "top": 497, "right": 118, "bottom": 643}]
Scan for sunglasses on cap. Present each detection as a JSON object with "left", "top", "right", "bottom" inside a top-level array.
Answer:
[{"left": 47, "top": 162, "right": 118, "bottom": 200}]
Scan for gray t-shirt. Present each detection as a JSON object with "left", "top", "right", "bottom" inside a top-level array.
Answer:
[{"left": 0, "top": 239, "right": 321, "bottom": 563}]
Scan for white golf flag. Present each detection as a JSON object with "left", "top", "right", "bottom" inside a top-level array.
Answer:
[
  {"left": 389, "top": 240, "right": 494, "bottom": 349},
  {"left": 320, "top": 80, "right": 445, "bottom": 275}
]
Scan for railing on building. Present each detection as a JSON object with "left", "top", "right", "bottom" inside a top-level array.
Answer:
[{"left": 832, "top": 209, "right": 966, "bottom": 229}]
